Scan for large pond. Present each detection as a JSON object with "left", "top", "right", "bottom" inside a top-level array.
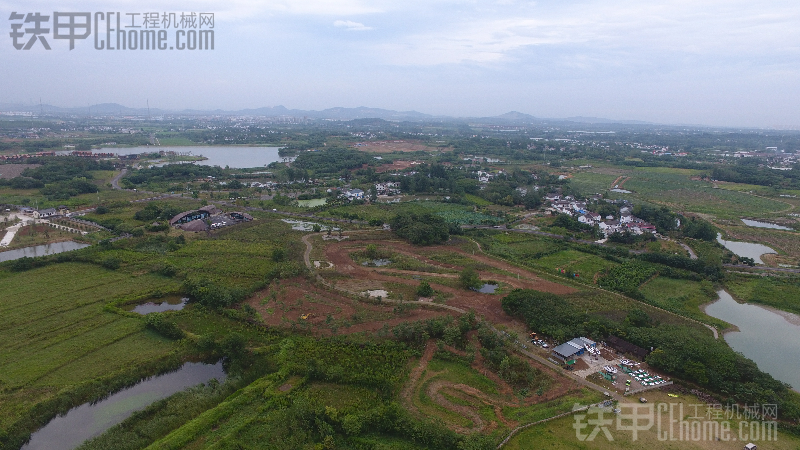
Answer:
[
  {"left": 716, "top": 233, "right": 776, "bottom": 264},
  {"left": 705, "top": 290, "right": 800, "bottom": 390},
  {"left": 58, "top": 146, "right": 285, "bottom": 169},
  {"left": 741, "top": 219, "right": 793, "bottom": 231},
  {"left": 0, "top": 241, "right": 90, "bottom": 263},
  {"left": 22, "top": 361, "right": 226, "bottom": 450}
]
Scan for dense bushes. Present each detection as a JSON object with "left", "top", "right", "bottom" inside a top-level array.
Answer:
[
  {"left": 390, "top": 212, "right": 451, "bottom": 245},
  {"left": 182, "top": 278, "right": 248, "bottom": 309},
  {"left": 144, "top": 313, "right": 185, "bottom": 339}
]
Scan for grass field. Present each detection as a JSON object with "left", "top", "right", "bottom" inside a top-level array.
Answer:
[
  {"left": 725, "top": 275, "right": 800, "bottom": 315},
  {"left": 505, "top": 388, "right": 800, "bottom": 450},
  {"left": 638, "top": 277, "right": 728, "bottom": 327},
  {"left": 0, "top": 263, "right": 180, "bottom": 431},
  {"left": 571, "top": 167, "right": 791, "bottom": 219}
]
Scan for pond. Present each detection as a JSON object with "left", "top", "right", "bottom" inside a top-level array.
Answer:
[
  {"left": 362, "top": 259, "right": 391, "bottom": 267},
  {"left": 124, "top": 296, "right": 188, "bottom": 314},
  {"left": 741, "top": 219, "right": 793, "bottom": 231},
  {"left": 704, "top": 290, "right": 800, "bottom": 390},
  {"left": 716, "top": 233, "right": 776, "bottom": 264},
  {"left": 477, "top": 283, "right": 498, "bottom": 294},
  {"left": 297, "top": 198, "right": 327, "bottom": 208},
  {"left": 280, "top": 219, "right": 337, "bottom": 232},
  {"left": 58, "top": 146, "right": 285, "bottom": 169},
  {"left": 0, "top": 241, "right": 90, "bottom": 263},
  {"left": 22, "top": 361, "right": 226, "bottom": 450}
]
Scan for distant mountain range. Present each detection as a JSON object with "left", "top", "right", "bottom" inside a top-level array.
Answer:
[{"left": 0, "top": 102, "right": 656, "bottom": 126}]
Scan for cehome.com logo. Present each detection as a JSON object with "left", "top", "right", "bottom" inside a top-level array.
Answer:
[{"left": 8, "top": 12, "right": 214, "bottom": 51}]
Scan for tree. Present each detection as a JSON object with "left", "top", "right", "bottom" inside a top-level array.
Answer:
[
  {"left": 416, "top": 280, "right": 434, "bottom": 297},
  {"left": 460, "top": 266, "right": 482, "bottom": 291}
]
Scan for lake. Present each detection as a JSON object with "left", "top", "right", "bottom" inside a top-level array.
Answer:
[
  {"left": 0, "top": 241, "right": 90, "bottom": 263},
  {"left": 59, "top": 146, "right": 285, "bottom": 169},
  {"left": 705, "top": 290, "right": 800, "bottom": 390},
  {"left": 716, "top": 233, "right": 776, "bottom": 264},
  {"left": 22, "top": 361, "right": 226, "bottom": 450},
  {"left": 741, "top": 219, "right": 793, "bottom": 231}
]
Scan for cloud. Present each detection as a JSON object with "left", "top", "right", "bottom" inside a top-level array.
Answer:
[
  {"left": 334, "top": 19, "right": 372, "bottom": 31},
  {"left": 372, "top": 1, "right": 800, "bottom": 66}
]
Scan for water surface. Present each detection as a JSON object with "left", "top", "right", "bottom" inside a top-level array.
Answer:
[
  {"left": 0, "top": 241, "right": 90, "bottom": 262},
  {"left": 716, "top": 233, "right": 776, "bottom": 264},
  {"left": 124, "top": 296, "right": 188, "bottom": 314},
  {"left": 297, "top": 198, "right": 328, "bottom": 208},
  {"left": 22, "top": 361, "right": 225, "bottom": 450},
  {"left": 705, "top": 290, "right": 800, "bottom": 389},
  {"left": 477, "top": 284, "right": 498, "bottom": 294},
  {"left": 59, "top": 146, "right": 284, "bottom": 169},
  {"left": 741, "top": 219, "right": 793, "bottom": 230}
]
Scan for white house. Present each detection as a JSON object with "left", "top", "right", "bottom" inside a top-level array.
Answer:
[
  {"left": 33, "top": 208, "right": 58, "bottom": 219},
  {"left": 345, "top": 189, "right": 364, "bottom": 201}
]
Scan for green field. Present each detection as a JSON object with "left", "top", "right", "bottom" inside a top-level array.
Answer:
[
  {"left": 638, "top": 277, "right": 727, "bottom": 327},
  {"left": 0, "top": 263, "right": 180, "bottom": 432},
  {"left": 725, "top": 275, "right": 800, "bottom": 315}
]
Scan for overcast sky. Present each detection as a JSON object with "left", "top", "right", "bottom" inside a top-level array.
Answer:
[{"left": 2, "top": 0, "right": 799, "bottom": 128}]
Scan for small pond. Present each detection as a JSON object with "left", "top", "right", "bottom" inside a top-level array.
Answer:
[
  {"left": 280, "top": 219, "right": 337, "bottom": 232},
  {"left": 477, "top": 283, "right": 498, "bottom": 294},
  {"left": 297, "top": 198, "right": 327, "bottom": 208},
  {"left": 362, "top": 259, "right": 391, "bottom": 267},
  {"left": 705, "top": 290, "right": 800, "bottom": 390},
  {"left": 124, "top": 296, "right": 188, "bottom": 314},
  {"left": 0, "top": 241, "right": 90, "bottom": 263},
  {"left": 741, "top": 219, "right": 793, "bottom": 231},
  {"left": 22, "top": 361, "right": 226, "bottom": 450},
  {"left": 716, "top": 233, "right": 776, "bottom": 264}
]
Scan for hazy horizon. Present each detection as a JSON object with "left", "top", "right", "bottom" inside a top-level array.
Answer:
[{"left": 3, "top": 0, "right": 800, "bottom": 129}]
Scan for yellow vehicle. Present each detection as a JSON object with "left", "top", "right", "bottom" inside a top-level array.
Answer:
[{"left": 300, "top": 313, "right": 312, "bottom": 320}]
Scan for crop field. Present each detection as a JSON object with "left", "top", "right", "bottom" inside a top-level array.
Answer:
[
  {"left": 572, "top": 167, "right": 791, "bottom": 219},
  {"left": 326, "top": 201, "right": 499, "bottom": 225},
  {"left": 0, "top": 263, "right": 180, "bottom": 431}
]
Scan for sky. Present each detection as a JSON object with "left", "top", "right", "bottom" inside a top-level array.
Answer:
[{"left": 2, "top": 0, "right": 800, "bottom": 128}]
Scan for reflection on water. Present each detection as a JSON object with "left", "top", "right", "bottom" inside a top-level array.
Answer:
[
  {"left": 0, "top": 241, "right": 90, "bottom": 263},
  {"left": 705, "top": 290, "right": 800, "bottom": 390},
  {"left": 716, "top": 233, "right": 776, "bottom": 264},
  {"left": 22, "top": 361, "right": 226, "bottom": 450},
  {"left": 125, "top": 296, "right": 188, "bottom": 314}
]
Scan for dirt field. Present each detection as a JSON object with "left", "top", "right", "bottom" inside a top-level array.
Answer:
[
  {"left": 320, "top": 238, "right": 576, "bottom": 329},
  {"left": 247, "top": 277, "right": 456, "bottom": 336},
  {"left": 402, "top": 340, "right": 582, "bottom": 434},
  {"left": 374, "top": 160, "right": 423, "bottom": 173},
  {"left": 0, "top": 164, "right": 39, "bottom": 179},
  {"left": 350, "top": 140, "right": 450, "bottom": 153}
]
